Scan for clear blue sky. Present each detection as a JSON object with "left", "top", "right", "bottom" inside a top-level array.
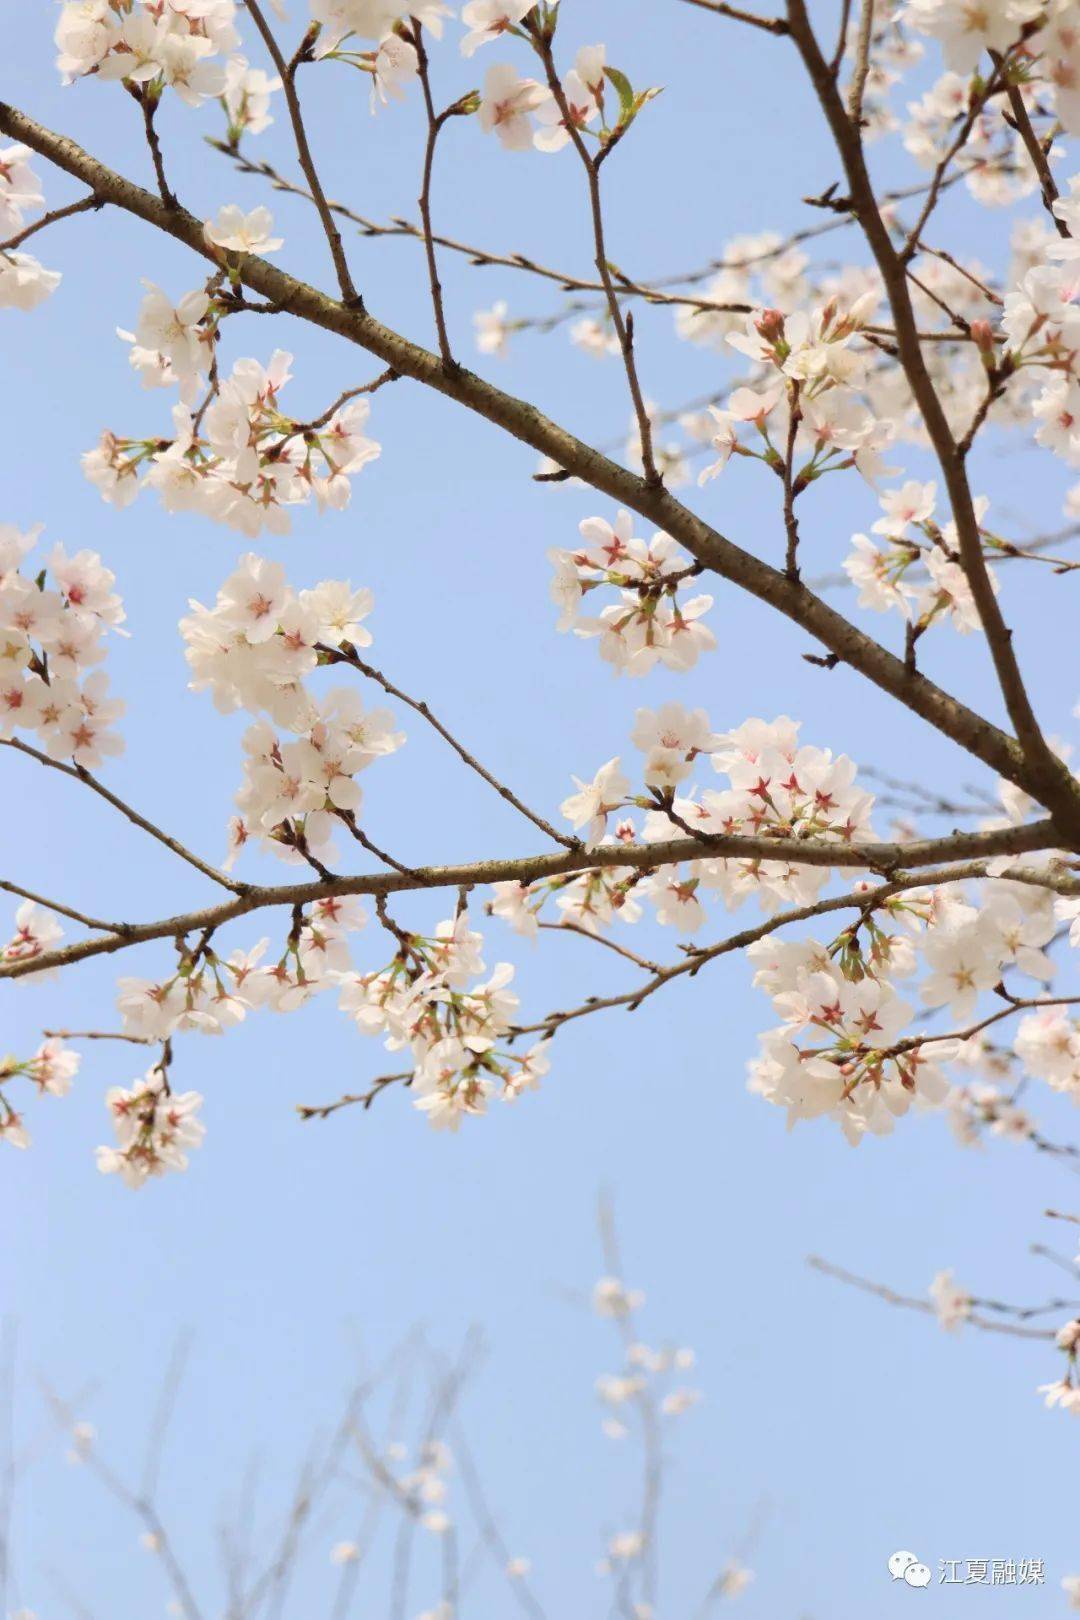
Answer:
[{"left": 5, "top": 2, "right": 1079, "bottom": 1615}]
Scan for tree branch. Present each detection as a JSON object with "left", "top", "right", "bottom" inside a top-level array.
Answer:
[
  {"left": 324, "top": 645, "right": 578, "bottom": 849},
  {"left": 0, "top": 100, "right": 1072, "bottom": 825},
  {"left": 783, "top": 5, "right": 1080, "bottom": 835},
  {"left": 242, "top": 0, "right": 360, "bottom": 303},
  {"left": 1, "top": 737, "right": 243, "bottom": 894},
  {"left": 0, "top": 824, "right": 1064, "bottom": 983}
]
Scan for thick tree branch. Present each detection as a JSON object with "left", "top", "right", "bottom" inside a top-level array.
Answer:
[
  {"left": 783, "top": 5, "right": 1080, "bottom": 835},
  {"left": 0, "top": 821, "right": 1066, "bottom": 982},
  {"left": 0, "top": 101, "right": 1072, "bottom": 828}
]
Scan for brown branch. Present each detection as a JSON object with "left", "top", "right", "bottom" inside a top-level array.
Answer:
[
  {"left": 207, "top": 140, "right": 942, "bottom": 311},
  {"left": 0, "top": 826, "right": 1065, "bottom": 984},
  {"left": 829, "top": 0, "right": 853, "bottom": 74},
  {"left": 0, "top": 193, "right": 102, "bottom": 253},
  {"left": 537, "top": 919, "right": 661, "bottom": 973},
  {"left": 2, "top": 100, "right": 1073, "bottom": 822},
  {"left": 325, "top": 645, "right": 579, "bottom": 849},
  {"left": 130, "top": 86, "right": 177, "bottom": 210},
  {"left": 781, "top": 379, "right": 802, "bottom": 579},
  {"left": 243, "top": 0, "right": 360, "bottom": 303},
  {"left": 991, "top": 51, "right": 1069, "bottom": 238},
  {"left": 846, "top": 0, "right": 874, "bottom": 127},
  {"left": 1, "top": 737, "right": 244, "bottom": 894},
  {"left": 265, "top": 367, "right": 398, "bottom": 458},
  {"left": 509, "top": 852, "right": 1080, "bottom": 1040},
  {"left": 296, "top": 1071, "right": 411, "bottom": 1119},
  {"left": 900, "top": 56, "right": 1012, "bottom": 259},
  {"left": 913, "top": 239, "right": 1002, "bottom": 305},
  {"left": 42, "top": 1029, "right": 156, "bottom": 1045},
  {"left": 679, "top": 0, "right": 789, "bottom": 33},
  {"left": 0, "top": 880, "right": 129, "bottom": 937},
  {"left": 784, "top": 5, "right": 1080, "bottom": 837},
  {"left": 410, "top": 19, "right": 455, "bottom": 367}
]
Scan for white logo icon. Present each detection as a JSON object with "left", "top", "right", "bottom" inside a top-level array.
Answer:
[{"left": 889, "top": 1551, "right": 932, "bottom": 1588}]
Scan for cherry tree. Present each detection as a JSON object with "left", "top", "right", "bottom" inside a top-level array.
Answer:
[{"left": 5, "top": 0, "right": 1080, "bottom": 1454}]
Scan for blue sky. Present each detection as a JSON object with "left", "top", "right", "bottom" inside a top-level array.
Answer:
[{"left": 4, "top": 2, "right": 1080, "bottom": 1616}]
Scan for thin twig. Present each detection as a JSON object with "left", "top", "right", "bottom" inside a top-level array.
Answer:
[
  {"left": 411, "top": 19, "right": 455, "bottom": 367},
  {"left": 0, "top": 192, "right": 102, "bottom": 252},
  {"left": 1, "top": 738, "right": 244, "bottom": 895},
  {"left": 807, "top": 1256, "right": 1057, "bottom": 1340},
  {"left": 243, "top": 1, "right": 360, "bottom": 302},
  {"left": 325, "top": 645, "right": 579, "bottom": 849},
  {"left": 0, "top": 879, "right": 129, "bottom": 936},
  {"left": 532, "top": 26, "right": 661, "bottom": 485}
]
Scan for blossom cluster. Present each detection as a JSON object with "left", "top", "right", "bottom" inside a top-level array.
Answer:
[
  {"left": 0, "top": 144, "right": 61, "bottom": 312},
  {"left": 489, "top": 712, "right": 876, "bottom": 948},
  {"left": 748, "top": 864, "right": 1059, "bottom": 1144},
  {"left": 0, "top": 522, "right": 125, "bottom": 768},
  {"left": 906, "top": 0, "right": 1080, "bottom": 135},
  {"left": 336, "top": 911, "right": 551, "bottom": 1130},
  {"left": 903, "top": 68, "right": 1039, "bottom": 208},
  {"left": 548, "top": 510, "right": 715, "bottom": 675},
  {"left": 1003, "top": 179, "right": 1080, "bottom": 496},
  {"left": 96, "top": 1063, "right": 206, "bottom": 1187},
  {"left": 1037, "top": 1316, "right": 1080, "bottom": 1416},
  {"left": 843, "top": 481, "right": 999, "bottom": 631},
  {"left": 180, "top": 553, "right": 402, "bottom": 866},
  {"left": 696, "top": 291, "right": 894, "bottom": 487},
  {"left": 0, "top": 1034, "right": 80, "bottom": 1150},
  {"left": 86, "top": 315, "right": 381, "bottom": 535},
  {"left": 55, "top": 0, "right": 239, "bottom": 101},
  {"left": 118, "top": 897, "right": 370, "bottom": 1046}
]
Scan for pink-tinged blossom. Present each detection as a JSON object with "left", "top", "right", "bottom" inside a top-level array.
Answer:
[
  {"left": 97, "top": 1069, "right": 206, "bottom": 1188},
  {"left": 204, "top": 204, "right": 283, "bottom": 254},
  {"left": 477, "top": 63, "right": 551, "bottom": 151},
  {"left": 459, "top": 0, "right": 535, "bottom": 57},
  {"left": 561, "top": 757, "right": 630, "bottom": 848},
  {"left": 0, "top": 145, "right": 43, "bottom": 235},
  {"left": 0, "top": 252, "right": 61, "bottom": 311}
]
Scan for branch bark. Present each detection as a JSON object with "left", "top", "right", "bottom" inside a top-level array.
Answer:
[
  {"left": 0, "top": 820, "right": 1066, "bottom": 982},
  {"left": 1, "top": 100, "right": 1075, "bottom": 832}
]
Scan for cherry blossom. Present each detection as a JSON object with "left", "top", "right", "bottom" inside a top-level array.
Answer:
[
  {"left": 96, "top": 1066, "right": 206, "bottom": 1188},
  {"left": 459, "top": 0, "right": 535, "bottom": 58},
  {"left": 0, "top": 252, "right": 61, "bottom": 311},
  {"left": 560, "top": 758, "right": 630, "bottom": 847},
  {"left": 548, "top": 512, "right": 715, "bottom": 675},
  {"left": 474, "top": 300, "right": 513, "bottom": 357},
  {"left": 204, "top": 204, "right": 284, "bottom": 254},
  {"left": 0, "top": 1036, "right": 81, "bottom": 1151},
  {"left": 477, "top": 63, "right": 551, "bottom": 151},
  {"left": 929, "top": 1268, "right": 971, "bottom": 1331}
]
